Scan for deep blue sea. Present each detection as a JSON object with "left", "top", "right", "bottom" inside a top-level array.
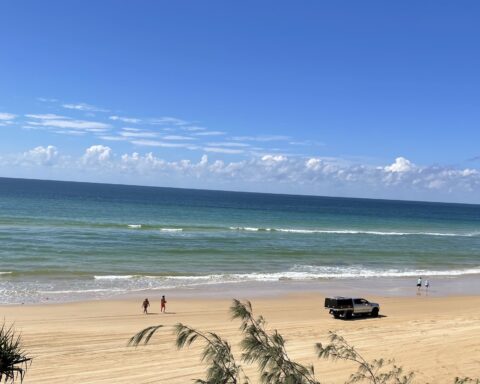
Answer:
[{"left": 0, "top": 177, "right": 479, "bottom": 303}]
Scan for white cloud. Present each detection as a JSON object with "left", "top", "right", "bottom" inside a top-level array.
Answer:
[
  {"left": 22, "top": 145, "right": 59, "bottom": 166},
  {"left": 149, "top": 117, "right": 188, "bottom": 126},
  {"left": 233, "top": 135, "right": 290, "bottom": 142},
  {"left": 3, "top": 147, "right": 479, "bottom": 202},
  {"left": 122, "top": 127, "right": 142, "bottom": 132},
  {"left": 62, "top": 103, "right": 109, "bottom": 113},
  {"left": 460, "top": 168, "right": 478, "bottom": 177},
  {"left": 27, "top": 118, "right": 110, "bottom": 132},
  {"left": 163, "top": 135, "right": 196, "bottom": 141},
  {"left": 82, "top": 145, "right": 112, "bottom": 165},
  {"left": 25, "top": 113, "right": 68, "bottom": 120},
  {"left": 99, "top": 135, "right": 128, "bottom": 141},
  {"left": 120, "top": 130, "right": 158, "bottom": 138},
  {"left": 109, "top": 116, "right": 141, "bottom": 124},
  {"left": 262, "top": 154, "right": 287, "bottom": 163},
  {"left": 289, "top": 139, "right": 325, "bottom": 147},
  {"left": 194, "top": 131, "right": 226, "bottom": 136},
  {"left": 384, "top": 157, "right": 414, "bottom": 173},
  {"left": 204, "top": 147, "right": 244, "bottom": 154},
  {"left": 207, "top": 142, "right": 250, "bottom": 148},
  {"left": 183, "top": 126, "right": 206, "bottom": 131},
  {"left": 53, "top": 130, "right": 86, "bottom": 136},
  {"left": 119, "top": 152, "right": 209, "bottom": 177},
  {"left": 130, "top": 139, "right": 198, "bottom": 149},
  {"left": 0, "top": 112, "right": 16, "bottom": 120},
  {"left": 305, "top": 158, "right": 322, "bottom": 170}
]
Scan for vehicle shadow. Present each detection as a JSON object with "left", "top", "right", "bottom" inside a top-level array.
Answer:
[{"left": 338, "top": 314, "right": 388, "bottom": 321}]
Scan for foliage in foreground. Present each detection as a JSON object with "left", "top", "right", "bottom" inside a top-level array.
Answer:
[
  {"left": 454, "top": 378, "right": 480, "bottom": 384},
  {"left": 316, "top": 332, "right": 413, "bottom": 384},
  {"left": 0, "top": 323, "right": 31, "bottom": 383},
  {"left": 129, "top": 299, "right": 477, "bottom": 384}
]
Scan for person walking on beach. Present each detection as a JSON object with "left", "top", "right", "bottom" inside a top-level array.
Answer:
[
  {"left": 417, "top": 277, "right": 422, "bottom": 292},
  {"left": 161, "top": 295, "right": 167, "bottom": 313},
  {"left": 425, "top": 279, "right": 430, "bottom": 292},
  {"left": 142, "top": 298, "right": 150, "bottom": 314}
]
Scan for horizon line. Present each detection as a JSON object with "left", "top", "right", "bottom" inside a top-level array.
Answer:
[{"left": 1, "top": 175, "right": 478, "bottom": 207}]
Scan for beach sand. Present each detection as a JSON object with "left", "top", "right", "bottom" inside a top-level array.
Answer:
[{"left": 2, "top": 293, "right": 480, "bottom": 383}]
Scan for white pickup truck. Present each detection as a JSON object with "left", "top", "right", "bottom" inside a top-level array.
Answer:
[{"left": 324, "top": 297, "right": 380, "bottom": 319}]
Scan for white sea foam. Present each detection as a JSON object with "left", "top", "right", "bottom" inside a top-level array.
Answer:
[
  {"left": 160, "top": 228, "right": 183, "bottom": 232},
  {"left": 94, "top": 275, "right": 134, "bottom": 280},
  {"left": 0, "top": 272, "right": 12, "bottom": 275},
  {"left": 38, "top": 288, "right": 127, "bottom": 294},
  {"left": 230, "top": 226, "right": 261, "bottom": 231},
  {"left": 198, "top": 267, "right": 480, "bottom": 282},
  {"left": 95, "top": 265, "right": 480, "bottom": 285},
  {"left": 230, "top": 226, "right": 477, "bottom": 237},
  {"left": 282, "top": 265, "right": 480, "bottom": 279},
  {"left": 127, "top": 224, "right": 142, "bottom": 228}
]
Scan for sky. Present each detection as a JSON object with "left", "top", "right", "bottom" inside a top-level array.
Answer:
[{"left": 1, "top": 1, "right": 479, "bottom": 203}]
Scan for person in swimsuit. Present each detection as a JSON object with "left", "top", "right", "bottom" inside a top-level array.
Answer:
[
  {"left": 161, "top": 295, "right": 167, "bottom": 313},
  {"left": 142, "top": 298, "right": 150, "bottom": 314},
  {"left": 417, "top": 277, "right": 422, "bottom": 292}
]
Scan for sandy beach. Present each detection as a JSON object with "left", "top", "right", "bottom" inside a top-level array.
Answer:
[{"left": 2, "top": 292, "right": 480, "bottom": 383}]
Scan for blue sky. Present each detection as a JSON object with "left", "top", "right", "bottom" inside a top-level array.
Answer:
[{"left": 1, "top": 1, "right": 479, "bottom": 203}]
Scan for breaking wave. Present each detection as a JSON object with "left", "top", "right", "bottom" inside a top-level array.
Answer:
[
  {"left": 230, "top": 227, "right": 479, "bottom": 237},
  {"left": 93, "top": 265, "right": 480, "bottom": 284}
]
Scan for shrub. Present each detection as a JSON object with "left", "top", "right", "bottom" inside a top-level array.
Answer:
[{"left": 0, "top": 323, "right": 31, "bottom": 383}]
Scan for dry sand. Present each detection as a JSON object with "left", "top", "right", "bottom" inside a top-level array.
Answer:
[{"left": 2, "top": 293, "right": 480, "bottom": 383}]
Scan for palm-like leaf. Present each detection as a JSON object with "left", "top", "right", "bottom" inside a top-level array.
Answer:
[
  {"left": 316, "top": 331, "right": 414, "bottom": 384},
  {"left": 454, "top": 379, "right": 480, "bottom": 384},
  {"left": 128, "top": 325, "right": 164, "bottom": 346},
  {"left": 0, "top": 323, "right": 32, "bottom": 383},
  {"left": 175, "top": 323, "right": 250, "bottom": 384},
  {"left": 129, "top": 322, "right": 249, "bottom": 384},
  {"left": 230, "top": 299, "right": 320, "bottom": 384}
]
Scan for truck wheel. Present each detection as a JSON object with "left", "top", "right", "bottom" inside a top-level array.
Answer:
[
  {"left": 371, "top": 308, "right": 379, "bottom": 317},
  {"left": 345, "top": 311, "right": 353, "bottom": 319},
  {"left": 333, "top": 312, "right": 340, "bottom": 319}
]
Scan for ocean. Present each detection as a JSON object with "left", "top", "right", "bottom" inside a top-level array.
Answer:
[{"left": 0, "top": 177, "right": 479, "bottom": 303}]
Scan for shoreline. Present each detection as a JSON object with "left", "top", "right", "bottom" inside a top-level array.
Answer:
[
  {"left": 2, "top": 292, "right": 480, "bottom": 383},
  {"left": 2, "top": 274, "right": 480, "bottom": 305}
]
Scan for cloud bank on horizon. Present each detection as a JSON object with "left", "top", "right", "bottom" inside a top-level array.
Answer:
[{"left": 0, "top": 99, "right": 479, "bottom": 204}]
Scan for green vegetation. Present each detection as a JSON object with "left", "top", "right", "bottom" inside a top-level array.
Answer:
[
  {"left": 316, "top": 332, "right": 413, "bottom": 384},
  {"left": 0, "top": 323, "right": 31, "bottom": 383},
  {"left": 454, "top": 379, "right": 480, "bottom": 384},
  {"left": 129, "top": 299, "right": 477, "bottom": 384}
]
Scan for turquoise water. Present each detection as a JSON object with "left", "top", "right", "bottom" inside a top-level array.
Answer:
[{"left": 0, "top": 177, "right": 479, "bottom": 303}]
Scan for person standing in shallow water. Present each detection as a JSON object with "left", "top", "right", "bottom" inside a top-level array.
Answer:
[
  {"left": 161, "top": 295, "right": 167, "bottom": 313},
  {"left": 142, "top": 298, "right": 150, "bottom": 314},
  {"left": 416, "top": 277, "right": 422, "bottom": 292}
]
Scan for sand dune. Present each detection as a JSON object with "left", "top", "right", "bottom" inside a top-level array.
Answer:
[{"left": 2, "top": 293, "right": 480, "bottom": 383}]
